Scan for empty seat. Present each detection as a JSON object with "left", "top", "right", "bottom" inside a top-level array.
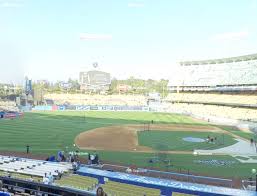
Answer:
[{"left": 54, "top": 174, "right": 98, "bottom": 191}]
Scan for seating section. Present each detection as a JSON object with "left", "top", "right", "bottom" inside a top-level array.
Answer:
[
  {"left": 0, "top": 101, "right": 18, "bottom": 112},
  {"left": 55, "top": 174, "right": 98, "bottom": 191},
  {"left": 172, "top": 193, "right": 197, "bottom": 196},
  {"left": 166, "top": 93, "right": 257, "bottom": 105},
  {"left": 167, "top": 103, "right": 257, "bottom": 122},
  {"left": 0, "top": 156, "right": 72, "bottom": 178},
  {"left": 170, "top": 58, "right": 257, "bottom": 87},
  {"left": 1, "top": 188, "right": 36, "bottom": 196},
  {"left": 44, "top": 93, "right": 147, "bottom": 106},
  {"left": 102, "top": 180, "right": 161, "bottom": 196},
  {"left": 165, "top": 93, "right": 257, "bottom": 122},
  {"left": 0, "top": 171, "right": 42, "bottom": 182}
]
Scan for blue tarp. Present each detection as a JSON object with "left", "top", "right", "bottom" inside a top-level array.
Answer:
[
  {"left": 48, "top": 155, "right": 56, "bottom": 162},
  {"left": 0, "top": 192, "right": 10, "bottom": 196}
]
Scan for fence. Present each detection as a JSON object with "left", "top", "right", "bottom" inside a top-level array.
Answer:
[
  {"left": 77, "top": 166, "right": 254, "bottom": 196},
  {"left": 99, "top": 163, "right": 233, "bottom": 188},
  {"left": 33, "top": 105, "right": 150, "bottom": 112},
  {"left": 242, "top": 179, "right": 256, "bottom": 191},
  {"left": 0, "top": 111, "right": 23, "bottom": 120},
  {"left": 146, "top": 169, "right": 233, "bottom": 188}
]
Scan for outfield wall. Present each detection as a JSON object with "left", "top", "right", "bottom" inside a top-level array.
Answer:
[
  {"left": 33, "top": 105, "right": 150, "bottom": 112},
  {"left": 0, "top": 111, "right": 23, "bottom": 120}
]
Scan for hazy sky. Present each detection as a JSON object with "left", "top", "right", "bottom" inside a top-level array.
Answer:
[{"left": 1, "top": 0, "right": 257, "bottom": 84}]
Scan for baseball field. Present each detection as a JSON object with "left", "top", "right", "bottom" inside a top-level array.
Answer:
[{"left": 0, "top": 111, "right": 256, "bottom": 178}]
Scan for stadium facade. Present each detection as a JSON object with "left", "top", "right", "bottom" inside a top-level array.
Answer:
[{"left": 168, "top": 53, "right": 257, "bottom": 92}]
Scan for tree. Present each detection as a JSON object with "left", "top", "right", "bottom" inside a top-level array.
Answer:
[
  {"left": 68, "top": 78, "right": 80, "bottom": 93},
  {"left": 109, "top": 78, "right": 119, "bottom": 94}
]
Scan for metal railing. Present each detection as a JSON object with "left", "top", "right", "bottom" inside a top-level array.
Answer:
[
  {"left": 96, "top": 163, "right": 234, "bottom": 188},
  {"left": 242, "top": 179, "right": 256, "bottom": 191}
]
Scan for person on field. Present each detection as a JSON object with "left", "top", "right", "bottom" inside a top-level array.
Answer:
[
  {"left": 250, "top": 138, "right": 254, "bottom": 146},
  {"left": 26, "top": 145, "right": 30, "bottom": 154}
]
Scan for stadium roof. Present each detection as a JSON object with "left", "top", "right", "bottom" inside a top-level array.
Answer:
[{"left": 180, "top": 53, "right": 257, "bottom": 66}]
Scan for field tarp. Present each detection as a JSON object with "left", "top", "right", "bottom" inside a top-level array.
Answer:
[{"left": 0, "top": 192, "right": 10, "bottom": 196}]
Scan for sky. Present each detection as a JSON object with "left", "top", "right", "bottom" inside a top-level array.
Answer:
[{"left": 0, "top": 0, "right": 257, "bottom": 84}]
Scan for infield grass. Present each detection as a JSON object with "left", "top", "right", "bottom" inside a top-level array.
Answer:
[{"left": 138, "top": 131, "right": 237, "bottom": 151}]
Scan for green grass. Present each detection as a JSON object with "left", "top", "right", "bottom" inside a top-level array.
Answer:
[
  {"left": 218, "top": 125, "right": 255, "bottom": 141},
  {"left": 0, "top": 111, "right": 255, "bottom": 178},
  {"left": 138, "top": 131, "right": 237, "bottom": 151},
  {"left": 0, "top": 111, "right": 200, "bottom": 153},
  {"left": 90, "top": 150, "right": 255, "bottom": 178}
]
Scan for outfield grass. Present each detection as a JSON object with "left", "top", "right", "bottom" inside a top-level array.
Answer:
[
  {"left": 0, "top": 111, "right": 255, "bottom": 178},
  {"left": 0, "top": 111, "right": 200, "bottom": 153},
  {"left": 138, "top": 131, "right": 237, "bottom": 151}
]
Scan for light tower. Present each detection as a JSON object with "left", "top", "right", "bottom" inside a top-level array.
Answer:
[{"left": 23, "top": 76, "right": 32, "bottom": 106}]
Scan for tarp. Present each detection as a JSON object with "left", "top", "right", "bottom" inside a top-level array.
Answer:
[{"left": 0, "top": 192, "right": 10, "bottom": 196}]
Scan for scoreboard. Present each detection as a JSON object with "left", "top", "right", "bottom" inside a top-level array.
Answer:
[{"left": 79, "top": 70, "right": 111, "bottom": 86}]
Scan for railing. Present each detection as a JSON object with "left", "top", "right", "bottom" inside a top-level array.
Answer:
[
  {"left": 242, "top": 179, "right": 256, "bottom": 191},
  {"left": 0, "top": 176, "right": 95, "bottom": 196},
  {"left": 96, "top": 163, "right": 234, "bottom": 188},
  {"left": 144, "top": 169, "right": 233, "bottom": 188}
]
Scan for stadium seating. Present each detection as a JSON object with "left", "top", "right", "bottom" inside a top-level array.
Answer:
[
  {"left": 44, "top": 94, "right": 147, "bottom": 106},
  {"left": 165, "top": 93, "right": 257, "bottom": 105},
  {"left": 0, "top": 156, "right": 72, "bottom": 178},
  {"left": 169, "top": 57, "right": 257, "bottom": 87},
  {"left": 0, "top": 101, "right": 18, "bottom": 112},
  {"left": 102, "top": 180, "right": 161, "bottom": 196},
  {"left": 54, "top": 174, "right": 98, "bottom": 191},
  {"left": 0, "top": 171, "right": 42, "bottom": 182},
  {"left": 167, "top": 103, "right": 257, "bottom": 122}
]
